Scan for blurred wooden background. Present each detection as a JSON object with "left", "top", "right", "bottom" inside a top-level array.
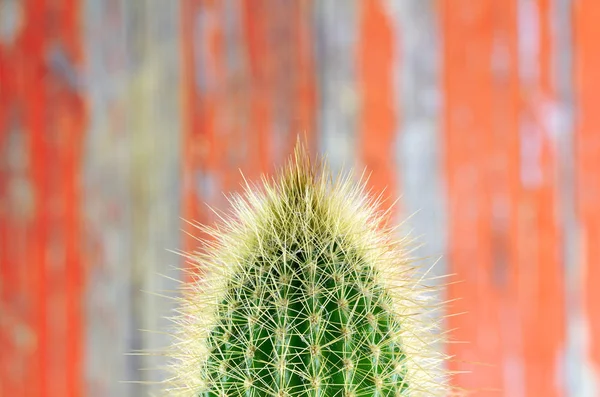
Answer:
[{"left": 0, "top": 0, "right": 598, "bottom": 396}]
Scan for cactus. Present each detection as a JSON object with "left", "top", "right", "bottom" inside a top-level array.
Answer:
[{"left": 167, "top": 144, "right": 449, "bottom": 396}]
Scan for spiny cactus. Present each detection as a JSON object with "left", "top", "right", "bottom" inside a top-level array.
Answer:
[{"left": 166, "top": 144, "right": 449, "bottom": 396}]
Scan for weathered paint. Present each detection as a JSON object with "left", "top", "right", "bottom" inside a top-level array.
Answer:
[
  {"left": 0, "top": 1, "right": 86, "bottom": 396},
  {"left": 574, "top": 0, "right": 600, "bottom": 393},
  {"left": 392, "top": 0, "right": 447, "bottom": 275},
  {"left": 314, "top": 0, "right": 360, "bottom": 173},
  {"left": 125, "top": 1, "right": 183, "bottom": 395},
  {"left": 0, "top": 2, "right": 50, "bottom": 396},
  {"left": 181, "top": 0, "right": 217, "bottom": 259},
  {"left": 518, "top": 1, "right": 565, "bottom": 395},
  {"left": 3, "top": 1, "right": 600, "bottom": 396},
  {"left": 441, "top": 1, "right": 505, "bottom": 394},
  {"left": 81, "top": 1, "right": 136, "bottom": 394},
  {"left": 181, "top": 0, "right": 317, "bottom": 268},
  {"left": 294, "top": 0, "right": 317, "bottom": 153},
  {"left": 49, "top": 1, "right": 87, "bottom": 395},
  {"left": 442, "top": 1, "right": 567, "bottom": 395},
  {"left": 358, "top": 0, "right": 397, "bottom": 218},
  {"left": 489, "top": 3, "right": 522, "bottom": 397}
]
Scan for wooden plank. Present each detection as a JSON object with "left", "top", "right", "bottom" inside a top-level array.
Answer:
[
  {"left": 242, "top": 0, "right": 313, "bottom": 173},
  {"left": 123, "top": 2, "right": 183, "bottom": 394},
  {"left": 22, "top": 2, "right": 48, "bottom": 395},
  {"left": 442, "top": 2, "right": 566, "bottom": 395},
  {"left": 393, "top": 0, "right": 447, "bottom": 276},
  {"left": 0, "top": 24, "right": 17, "bottom": 397},
  {"left": 3, "top": 1, "right": 89, "bottom": 395},
  {"left": 241, "top": 0, "right": 271, "bottom": 179},
  {"left": 313, "top": 0, "right": 359, "bottom": 171},
  {"left": 573, "top": 0, "right": 600, "bottom": 374},
  {"left": 517, "top": 1, "right": 564, "bottom": 395},
  {"left": 181, "top": 0, "right": 219, "bottom": 259},
  {"left": 181, "top": 0, "right": 317, "bottom": 262},
  {"left": 292, "top": 0, "right": 316, "bottom": 153},
  {"left": 357, "top": 0, "right": 397, "bottom": 218},
  {"left": 45, "top": 1, "right": 86, "bottom": 395},
  {"left": 489, "top": 2, "right": 522, "bottom": 396},
  {"left": 441, "top": 1, "right": 504, "bottom": 394},
  {"left": 80, "top": 2, "right": 137, "bottom": 395}
]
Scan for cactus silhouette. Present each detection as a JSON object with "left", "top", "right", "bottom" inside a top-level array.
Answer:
[{"left": 166, "top": 144, "right": 449, "bottom": 396}]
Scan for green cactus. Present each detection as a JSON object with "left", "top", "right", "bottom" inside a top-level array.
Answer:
[{"left": 167, "top": 144, "right": 449, "bottom": 396}]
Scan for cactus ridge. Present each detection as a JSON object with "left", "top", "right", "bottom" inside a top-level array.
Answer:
[{"left": 167, "top": 145, "right": 449, "bottom": 396}]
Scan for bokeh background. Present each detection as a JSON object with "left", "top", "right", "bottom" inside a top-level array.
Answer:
[{"left": 1, "top": 0, "right": 599, "bottom": 396}]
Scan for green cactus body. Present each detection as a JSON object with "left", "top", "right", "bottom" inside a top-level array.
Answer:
[{"left": 168, "top": 145, "right": 448, "bottom": 396}]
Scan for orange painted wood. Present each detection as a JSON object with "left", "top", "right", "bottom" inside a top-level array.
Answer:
[
  {"left": 43, "top": 1, "right": 85, "bottom": 396},
  {"left": 573, "top": 0, "right": 600, "bottom": 369},
  {"left": 292, "top": 0, "right": 316, "bottom": 154},
  {"left": 0, "top": 43, "right": 12, "bottom": 397},
  {"left": 441, "top": 1, "right": 504, "bottom": 394},
  {"left": 242, "top": 0, "right": 316, "bottom": 173},
  {"left": 180, "top": 0, "right": 197, "bottom": 256},
  {"left": 517, "top": 2, "right": 564, "bottom": 395},
  {"left": 0, "top": 1, "right": 86, "bottom": 395},
  {"left": 181, "top": 0, "right": 317, "bottom": 262},
  {"left": 241, "top": 0, "right": 273, "bottom": 181},
  {"left": 489, "top": 2, "right": 522, "bottom": 397},
  {"left": 357, "top": 0, "right": 397, "bottom": 218},
  {"left": 23, "top": 3, "right": 48, "bottom": 396},
  {"left": 181, "top": 0, "right": 219, "bottom": 262},
  {"left": 0, "top": 29, "right": 15, "bottom": 397},
  {"left": 443, "top": 1, "right": 565, "bottom": 395}
]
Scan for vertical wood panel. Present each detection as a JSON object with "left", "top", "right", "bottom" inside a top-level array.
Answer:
[
  {"left": 441, "top": 1, "right": 504, "bottom": 394},
  {"left": 0, "top": 41, "right": 6, "bottom": 395},
  {"left": 518, "top": 1, "right": 564, "bottom": 395},
  {"left": 81, "top": 1, "right": 135, "bottom": 394},
  {"left": 574, "top": 0, "right": 600, "bottom": 382},
  {"left": 0, "top": 13, "right": 22, "bottom": 395},
  {"left": 443, "top": 1, "right": 567, "bottom": 395},
  {"left": 46, "top": 1, "right": 86, "bottom": 395},
  {"left": 490, "top": 2, "right": 522, "bottom": 396},
  {"left": 3, "top": 1, "right": 599, "bottom": 395},
  {"left": 553, "top": 0, "right": 580, "bottom": 392},
  {"left": 182, "top": 0, "right": 317, "bottom": 265},
  {"left": 393, "top": 0, "right": 447, "bottom": 276},
  {"left": 181, "top": 0, "right": 218, "bottom": 259},
  {"left": 293, "top": 0, "right": 316, "bottom": 153},
  {"left": 358, "top": 0, "right": 397, "bottom": 216},
  {"left": 24, "top": 1, "right": 48, "bottom": 395},
  {"left": 126, "top": 2, "right": 182, "bottom": 394},
  {"left": 314, "top": 1, "right": 359, "bottom": 172},
  {"left": 242, "top": 0, "right": 272, "bottom": 180}
]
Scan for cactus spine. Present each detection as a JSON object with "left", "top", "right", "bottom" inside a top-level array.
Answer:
[{"left": 167, "top": 144, "right": 449, "bottom": 396}]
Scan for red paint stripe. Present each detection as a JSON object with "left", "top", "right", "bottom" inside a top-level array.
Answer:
[
  {"left": 357, "top": 0, "right": 397, "bottom": 219},
  {"left": 574, "top": 0, "right": 600, "bottom": 369},
  {"left": 22, "top": 2, "right": 47, "bottom": 396},
  {"left": 46, "top": 1, "right": 86, "bottom": 395},
  {"left": 46, "top": 5, "right": 64, "bottom": 395},
  {"left": 1, "top": 2, "right": 86, "bottom": 396}
]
